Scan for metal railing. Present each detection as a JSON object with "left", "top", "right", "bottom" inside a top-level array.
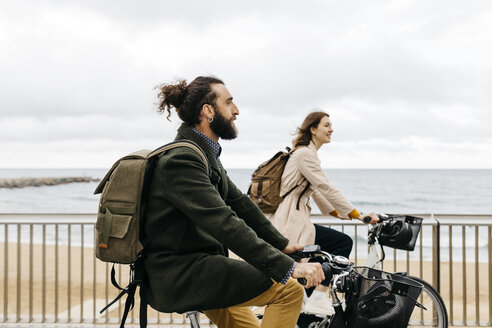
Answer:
[{"left": 1, "top": 213, "right": 491, "bottom": 326}]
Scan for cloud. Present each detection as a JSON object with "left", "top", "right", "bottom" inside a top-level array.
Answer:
[{"left": 0, "top": 1, "right": 491, "bottom": 168}]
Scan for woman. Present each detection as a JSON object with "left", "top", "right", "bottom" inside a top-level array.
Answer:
[{"left": 269, "top": 111, "right": 378, "bottom": 315}]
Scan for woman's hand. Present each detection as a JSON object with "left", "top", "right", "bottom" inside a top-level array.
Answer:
[
  {"left": 282, "top": 244, "right": 304, "bottom": 254},
  {"left": 292, "top": 262, "right": 325, "bottom": 288},
  {"left": 358, "top": 212, "right": 379, "bottom": 225}
]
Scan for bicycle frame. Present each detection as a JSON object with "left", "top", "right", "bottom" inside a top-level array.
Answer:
[{"left": 364, "top": 241, "right": 384, "bottom": 270}]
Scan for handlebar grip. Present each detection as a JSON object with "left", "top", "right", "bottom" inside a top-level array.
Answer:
[
  {"left": 363, "top": 216, "right": 372, "bottom": 223},
  {"left": 289, "top": 250, "right": 304, "bottom": 261},
  {"left": 297, "top": 278, "right": 307, "bottom": 286}
]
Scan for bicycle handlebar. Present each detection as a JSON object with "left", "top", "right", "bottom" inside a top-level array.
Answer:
[
  {"left": 289, "top": 247, "right": 351, "bottom": 286},
  {"left": 363, "top": 213, "right": 391, "bottom": 224}
]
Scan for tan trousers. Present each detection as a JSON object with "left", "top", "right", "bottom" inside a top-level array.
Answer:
[{"left": 203, "top": 278, "right": 304, "bottom": 328}]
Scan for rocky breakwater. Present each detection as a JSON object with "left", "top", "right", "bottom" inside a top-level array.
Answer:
[{"left": 0, "top": 176, "right": 100, "bottom": 188}]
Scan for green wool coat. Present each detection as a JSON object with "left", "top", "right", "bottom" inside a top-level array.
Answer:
[{"left": 142, "top": 123, "right": 294, "bottom": 313}]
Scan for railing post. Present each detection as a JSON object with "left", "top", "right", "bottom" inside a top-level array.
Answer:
[
  {"left": 42, "top": 224, "right": 46, "bottom": 323},
  {"left": 462, "top": 225, "right": 467, "bottom": 324},
  {"left": 29, "top": 224, "right": 33, "bottom": 323},
  {"left": 432, "top": 214, "right": 441, "bottom": 292},
  {"left": 68, "top": 224, "right": 72, "bottom": 323},
  {"left": 16, "top": 224, "right": 21, "bottom": 323},
  {"left": 55, "top": 224, "right": 59, "bottom": 322},
  {"left": 475, "top": 226, "right": 479, "bottom": 325},
  {"left": 489, "top": 226, "right": 492, "bottom": 326},
  {"left": 3, "top": 225, "right": 8, "bottom": 323},
  {"left": 449, "top": 225, "right": 454, "bottom": 324}
]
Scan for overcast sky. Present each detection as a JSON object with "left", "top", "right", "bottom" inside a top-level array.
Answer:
[{"left": 1, "top": 0, "right": 491, "bottom": 169}]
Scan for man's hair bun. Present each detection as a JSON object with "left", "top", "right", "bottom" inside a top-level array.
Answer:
[{"left": 156, "top": 80, "right": 188, "bottom": 118}]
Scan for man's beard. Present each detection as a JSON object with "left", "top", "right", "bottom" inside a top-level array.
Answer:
[{"left": 210, "top": 109, "right": 237, "bottom": 140}]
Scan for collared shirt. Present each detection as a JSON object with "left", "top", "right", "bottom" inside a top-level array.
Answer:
[{"left": 191, "top": 127, "right": 222, "bottom": 169}]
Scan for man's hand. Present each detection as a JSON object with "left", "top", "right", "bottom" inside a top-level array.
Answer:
[
  {"left": 282, "top": 244, "right": 304, "bottom": 254},
  {"left": 292, "top": 262, "right": 325, "bottom": 288}
]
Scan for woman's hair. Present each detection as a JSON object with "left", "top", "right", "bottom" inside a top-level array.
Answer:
[
  {"left": 292, "top": 111, "right": 330, "bottom": 148},
  {"left": 156, "top": 76, "right": 224, "bottom": 124}
]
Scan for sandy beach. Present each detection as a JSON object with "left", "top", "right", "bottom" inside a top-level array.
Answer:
[{"left": 1, "top": 241, "right": 490, "bottom": 325}]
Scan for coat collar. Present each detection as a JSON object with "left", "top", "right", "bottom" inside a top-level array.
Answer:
[
  {"left": 308, "top": 140, "right": 318, "bottom": 153},
  {"left": 306, "top": 140, "right": 321, "bottom": 162}
]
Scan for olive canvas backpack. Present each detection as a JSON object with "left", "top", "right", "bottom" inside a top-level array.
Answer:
[{"left": 94, "top": 140, "right": 209, "bottom": 328}]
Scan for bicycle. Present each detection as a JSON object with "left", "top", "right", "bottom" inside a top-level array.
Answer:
[
  {"left": 296, "top": 214, "right": 448, "bottom": 328},
  {"left": 163, "top": 214, "right": 448, "bottom": 328}
]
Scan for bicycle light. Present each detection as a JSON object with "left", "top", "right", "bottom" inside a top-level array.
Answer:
[{"left": 333, "top": 255, "right": 350, "bottom": 266}]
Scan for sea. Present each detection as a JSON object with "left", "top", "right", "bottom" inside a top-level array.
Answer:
[{"left": 1, "top": 168, "right": 491, "bottom": 262}]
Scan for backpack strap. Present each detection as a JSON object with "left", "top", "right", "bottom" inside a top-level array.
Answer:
[
  {"left": 139, "top": 140, "right": 210, "bottom": 248},
  {"left": 100, "top": 259, "right": 147, "bottom": 328},
  {"left": 278, "top": 146, "right": 301, "bottom": 199},
  {"left": 282, "top": 147, "right": 312, "bottom": 211},
  {"left": 148, "top": 140, "right": 209, "bottom": 176},
  {"left": 99, "top": 264, "right": 140, "bottom": 328},
  {"left": 296, "top": 181, "right": 311, "bottom": 210},
  {"left": 280, "top": 184, "right": 300, "bottom": 199}
]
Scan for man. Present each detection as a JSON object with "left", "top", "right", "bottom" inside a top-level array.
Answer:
[{"left": 142, "top": 76, "right": 324, "bottom": 328}]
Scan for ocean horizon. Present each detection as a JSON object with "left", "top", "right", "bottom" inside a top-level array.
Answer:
[
  {"left": 1, "top": 168, "right": 491, "bottom": 262},
  {"left": 1, "top": 168, "right": 491, "bottom": 214}
]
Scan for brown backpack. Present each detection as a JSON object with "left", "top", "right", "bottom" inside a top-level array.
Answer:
[{"left": 247, "top": 147, "right": 303, "bottom": 213}]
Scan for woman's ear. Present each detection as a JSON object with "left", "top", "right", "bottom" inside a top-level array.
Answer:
[{"left": 310, "top": 126, "right": 317, "bottom": 137}]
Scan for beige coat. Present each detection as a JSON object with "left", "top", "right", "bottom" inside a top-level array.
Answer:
[{"left": 269, "top": 141, "right": 358, "bottom": 246}]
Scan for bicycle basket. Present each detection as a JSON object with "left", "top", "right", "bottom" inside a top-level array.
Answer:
[
  {"left": 378, "top": 215, "right": 423, "bottom": 251},
  {"left": 345, "top": 267, "right": 423, "bottom": 328}
]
